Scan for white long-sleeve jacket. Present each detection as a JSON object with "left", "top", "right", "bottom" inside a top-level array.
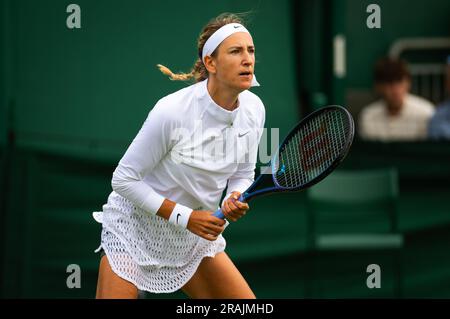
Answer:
[{"left": 110, "top": 79, "right": 265, "bottom": 213}]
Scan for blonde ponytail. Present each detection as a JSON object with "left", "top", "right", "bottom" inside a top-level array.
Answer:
[
  {"left": 156, "top": 58, "right": 209, "bottom": 83},
  {"left": 156, "top": 64, "right": 195, "bottom": 81}
]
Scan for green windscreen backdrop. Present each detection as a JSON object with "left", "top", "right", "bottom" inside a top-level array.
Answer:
[{"left": 9, "top": 0, "right": 299, "bottom": 156}]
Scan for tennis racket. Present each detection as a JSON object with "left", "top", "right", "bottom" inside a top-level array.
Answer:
[{"left": 213, "top": 105, "right": 355, "bottom": 219}]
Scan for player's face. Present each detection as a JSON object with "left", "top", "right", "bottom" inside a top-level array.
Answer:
[{"left": 214, "top": 32, "right": 255, "bottom": 91}]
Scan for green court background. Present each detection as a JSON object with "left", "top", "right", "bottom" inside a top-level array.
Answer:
[{"left": 1, "top": 0, "right": 450, "bottom": 298}]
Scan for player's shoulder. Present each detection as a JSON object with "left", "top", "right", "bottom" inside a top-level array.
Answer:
[
  {"left": 156, "top": 83, "right": 198, "bottom": 110},
  {"left": 150, "top": 82, "right": 200, "bottom": 122}
]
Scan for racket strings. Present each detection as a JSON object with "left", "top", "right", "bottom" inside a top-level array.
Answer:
[
  {"left": 302, "top": 111, "right": 347, "bottom": 181},
  {"left": 275, "top": 109, "right": 351, "bottom": 188}
]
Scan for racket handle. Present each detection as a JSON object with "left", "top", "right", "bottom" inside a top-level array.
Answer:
[
  {"left": 213, "top": 194, "right": 245, "bottom": 219},
  {"left": 213, "top": 209, "right": 225, "bottom": 219}
]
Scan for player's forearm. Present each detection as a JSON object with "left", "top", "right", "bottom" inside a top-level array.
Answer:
[
  {"left": 112, "top": 168, "right": 188, "bottom": 223},
  {"left": 222, "top": 177, "right": 253, "bottom": 204},
  {"left": 111, "top": 168, "right": 166, "bottom": 215}
]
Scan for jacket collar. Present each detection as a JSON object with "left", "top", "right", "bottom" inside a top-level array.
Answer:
[{"left": 196, "top": 79, "right": 240, "bottom": 125}]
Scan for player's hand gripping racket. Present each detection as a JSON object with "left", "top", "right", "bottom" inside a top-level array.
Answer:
[{"left": 213, "top": 105, "right": 355, "bottom": 219}]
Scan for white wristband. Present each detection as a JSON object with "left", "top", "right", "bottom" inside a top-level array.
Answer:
[{"left": 168, "top": 204, "right": 193, "bottom": 229}]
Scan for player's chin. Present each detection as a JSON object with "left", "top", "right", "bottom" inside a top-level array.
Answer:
[{"left": 235, "top": 77, "right": 252, "bottom": 90}]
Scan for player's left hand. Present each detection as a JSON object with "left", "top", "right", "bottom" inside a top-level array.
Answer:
[{"left": 221, "top": 191, "right": 249, "bottom": 222}]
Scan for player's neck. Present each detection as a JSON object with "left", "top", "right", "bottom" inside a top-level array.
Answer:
[{"left": 207, "top": 78, "right": 239, "bottom": 111}]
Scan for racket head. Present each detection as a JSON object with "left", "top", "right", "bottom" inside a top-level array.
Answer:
[{"left": 271, "top": 105, "right": 354, "bottom": 191}]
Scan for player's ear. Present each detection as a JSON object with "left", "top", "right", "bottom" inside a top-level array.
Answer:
[{"left": 204, "top": 56, "right": 217, "bottom": 74}]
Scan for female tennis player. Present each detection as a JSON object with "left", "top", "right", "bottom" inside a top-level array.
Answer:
[{"left": 93, "top": 13, "right": 265, "bottom": 299}]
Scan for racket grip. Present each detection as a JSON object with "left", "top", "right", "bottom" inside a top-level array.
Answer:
[
  {"left": 213, "top": 209, "right": 225, "bottom": 219},
  {"left": 213, "top": 194, "right": 245, "bottom": 219}
]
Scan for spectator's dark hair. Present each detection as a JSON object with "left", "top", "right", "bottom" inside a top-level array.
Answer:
[{"left": 374, "top": 57, "right": 411, "bottom": 84}]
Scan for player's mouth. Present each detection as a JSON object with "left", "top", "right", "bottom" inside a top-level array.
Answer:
[{"left": 238, "top": 71, "right": 253, "bottom": 79}]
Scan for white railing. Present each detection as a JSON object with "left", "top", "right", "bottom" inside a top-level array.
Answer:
[{"left": 389, "top": 38, "right": 450, "bottom": 105}]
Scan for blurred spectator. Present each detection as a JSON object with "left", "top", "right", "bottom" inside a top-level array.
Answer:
[
  {"left": 359, "top": 57, "right": 434, "bottom": 141},
  {"left": 428, "top": 56, "right": 450, "bottom": 140}
]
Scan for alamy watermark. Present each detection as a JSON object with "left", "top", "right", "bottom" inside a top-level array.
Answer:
[
  {"left": 66, "top": 4, "right": 81, "bottom": 29},
  {"left": 66, "top": 264, "right": 81, "bottom": 289},
  {"left": 366, "top": 4, "right": 381, "bottom": 29},
  {"left": 169, "top": 122, "right": 280, "bottom": 174},
  {"left": 366, "top": 264, "right": 381, "bottom": 289}
]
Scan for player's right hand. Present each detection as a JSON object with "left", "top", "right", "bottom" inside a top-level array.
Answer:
[{"left": 187, "top": 210, "right": 226, "bottom": 241}]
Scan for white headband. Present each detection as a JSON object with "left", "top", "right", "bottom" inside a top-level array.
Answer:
[{"left": 202, "top": 23, "right": 260, "bottom": 87}]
